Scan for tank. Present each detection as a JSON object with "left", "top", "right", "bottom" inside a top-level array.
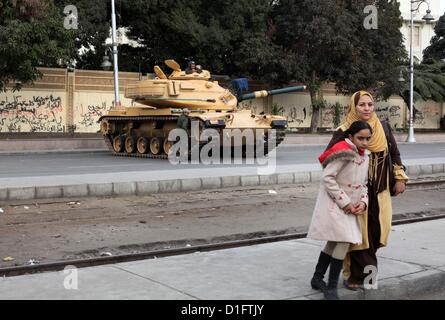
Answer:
[{"left": 98, "top": 60, "right": 306, "bottom": 159}]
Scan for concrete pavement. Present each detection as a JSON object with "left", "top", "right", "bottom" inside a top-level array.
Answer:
[
  {"left": 1, "top": 158, "right": 444, "bottom": 201},
  {"left": 1, "top": 218, "right": 444, "bottom": 300}
]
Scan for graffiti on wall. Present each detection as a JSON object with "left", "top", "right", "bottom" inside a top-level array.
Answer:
[
  {"left": 389, "top": 105, "right": 401, "bottom": 117},
  {"left": 287, "top": 106, "right": 308, "bottom": 126},
  {"left": 413, "top": 108, "right": 425, "bottom": 125},
  {"left": 375, "top": 105, "right": 402, "bottom": 127},
  {"left": 79, "top": 102, "right": 108, "bottom": 128},
  {"left": 0, "top": 95, "right": 64, "bottom": 132},
  {"left": 413, "top": 104, "right": 439, "bottom": 127},
  {"left": 375, "top": 106, "right": 390, "bottom": 121},
  {"left": 321, "top": 108, "right": 336, "bottom": 127},
  {"left": 320, "top": 104, "right": 349, "bottom": 128}
]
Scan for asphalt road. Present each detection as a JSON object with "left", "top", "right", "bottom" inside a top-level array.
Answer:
[
  {"left": 0, "top": 143, "right": 445, "bottom": 178},
  {"left": 1, "top": 183, "right": 444, "bottom": 267}
]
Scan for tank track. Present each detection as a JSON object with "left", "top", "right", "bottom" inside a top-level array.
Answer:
[
  {"left": 101, "top": 116, "right": 177, "bottom": 159},
  {"left": 100, "top": 116, "right": 286, "bottom": 159}
]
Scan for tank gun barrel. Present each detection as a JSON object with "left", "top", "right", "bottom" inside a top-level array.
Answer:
[{"left": 239, "top": 85, "right": 306, "bottom": 101}]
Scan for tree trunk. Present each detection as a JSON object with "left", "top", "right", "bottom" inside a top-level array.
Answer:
[
  {"left": 309, "top": 76, "right": 324, "bottom": 133},
  {"left": 309, "top": 88, "right": 319, "bottom": 133}
]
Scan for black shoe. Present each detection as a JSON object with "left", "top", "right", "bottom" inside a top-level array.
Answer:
[
  {"left": 324, "top": 257, "right": 343, "bottom": 300},
  {"left": 310, "top": 251, "right": 331, "bottom": 291},
  {"left": 324, "top": 288, "right": 339, "bottom": 300},
  {"left": 311, "top": 277, "right": 327, "bottom": 291}
]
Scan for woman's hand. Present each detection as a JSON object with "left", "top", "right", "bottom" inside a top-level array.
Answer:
[
  {"left": 343, "top": 203, "right": 358, "bottom": 215},
  {"left": 353, "top": 202, "right": 367, "bottom": 215},
  {"left": 393, "top": 180, "right": 406, "bottom": 196}
]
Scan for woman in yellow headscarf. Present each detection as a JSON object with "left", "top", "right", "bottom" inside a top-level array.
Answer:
[{"left": 323, "top": 91, "right": 409, "bottom": 289}]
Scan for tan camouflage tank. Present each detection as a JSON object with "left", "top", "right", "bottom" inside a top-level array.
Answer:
[{"left": 98, "top": 60, "right": 306, "bottom": 159}]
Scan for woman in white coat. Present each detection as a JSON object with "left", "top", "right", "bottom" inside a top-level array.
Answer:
[{"left": 307, "top": 120, "right": 372, "bottom": 300}]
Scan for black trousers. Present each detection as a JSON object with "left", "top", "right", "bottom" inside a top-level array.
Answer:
[{"left": 348, "top": 195, "right": 381, "bottom": 285}]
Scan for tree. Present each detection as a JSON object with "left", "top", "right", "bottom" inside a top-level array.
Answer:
[
  {"left": 270, "top": 0, "right": 406, "bottom": 132},
  {"left": 53, "top": 0, "right": 110, "bottom": 69},
  {"left": 0, "top": 0, "right": 75, "bottom": 91},
  {"left": 118, "top": 0, "right": 285, "bottom": 78},
  {"left": 335, "top": 0, "right": 406, "bottom": 100},
  {"left": 271, "top": 0, "right": 357, "bottom": 132},
  {"left": 423, "top": 12, "right": 445, "bottom": 62}
]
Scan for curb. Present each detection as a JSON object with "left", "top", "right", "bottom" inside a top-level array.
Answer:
[
  {"left": 0, "top": 149, "right": 108, "bottom": 156},
  {"left": 300, "top": 267, "right": 445, "bottom": 300},
  {"left": 1, "top": 163, "right": 444, "bottom": 202},
  {"left": 364, "top": 268, "right": 445, "bottom": 300},
  {"left": 311, "top": 268, "right": 445, "bottom": 300}
]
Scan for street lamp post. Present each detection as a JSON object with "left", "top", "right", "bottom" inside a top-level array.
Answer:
[
  {"left": 110, "top": 0, "right": 121, "bottom": 108},
  {"left": 408, "top": 0, "right": 435, "bottom": 143}
]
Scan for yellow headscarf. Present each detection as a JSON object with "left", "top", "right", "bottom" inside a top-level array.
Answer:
[{"left": 339, "top": 90, "right": 387, "bottom": 153}]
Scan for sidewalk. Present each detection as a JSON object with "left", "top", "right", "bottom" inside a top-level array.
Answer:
[
  {"left": 1, "top": 218, "right": 444, "bottom": 300},
  {"left": 285, "top": 132, "right": 445, "bottom": 145}
]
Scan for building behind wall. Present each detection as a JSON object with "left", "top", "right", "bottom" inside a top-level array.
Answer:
[{"left": 398, "top": 0, "right": 444, "bottom": 62}]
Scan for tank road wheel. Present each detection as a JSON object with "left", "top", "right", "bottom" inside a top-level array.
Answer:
[
  {"left": 125, "top": 136, "right": 137, "bottom": 154},
  {"left": 163, "top": 139, "right": 174, "bottom": 156},
  {"left": 150, "top": 137, "right": 164, "bottom": 155},
  {"left": 113, "top": 135, "right": 125, "bottom": 153},
  {"left": 100, "top": 121, "right": 109, "bottom": 135},
  {"left": 101, "top": 121, "right": 116, "bottom": 135},
  {"left": 137, "top": 137, "right": 150, "bottom": 154}
]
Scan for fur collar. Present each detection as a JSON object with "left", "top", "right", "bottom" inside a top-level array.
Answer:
[{"left": 319, "top": 139, "right": 369, "bottom": 168}]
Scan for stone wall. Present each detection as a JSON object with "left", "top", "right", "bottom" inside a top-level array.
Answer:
[
  {"left": 0, "top": 68, "right": 443, "bottom": 132},
  {"left": 267, "top": 83, "right": 442, "bottom": 131},
  {"left": 0, "top": 68, "right": 139, "bottom": 133}
]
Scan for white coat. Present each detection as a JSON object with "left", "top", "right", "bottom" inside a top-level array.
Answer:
[{"left": 307, "top": 139, "right": 369, "bottom": 244}]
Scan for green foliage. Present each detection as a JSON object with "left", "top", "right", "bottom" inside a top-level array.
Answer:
[
  {"left": 311, "top": 98, "right": 327, "bottom": 111},
  {"left": 270, "top": 0, "right": 405, "bottom": 131},
  {"left": 333, "top": 102, "right": 343, "bottom": 128},
  {"left": 333, "top": 0, "right": 406, "bottom": 100},
  {"left": 400, "top": 60, "right": 445, "bottom": 105},
  {"left": 271, "top": 0, "right": 354, "bottom": 87},
  {"left": 116, "top": 0, "right": 285, "bottom": 79},
  {"left": 0, "top": 0, "right": 75, "bottom": 91},
  {"left": 271, "top": 102, "right": 284, "bottom": 115},
  {"left": 54, "top": 0, "right": 110, "bottom": 70},
  {"left": 423, "top": 12, "right": 445, "bottom": 62}
]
